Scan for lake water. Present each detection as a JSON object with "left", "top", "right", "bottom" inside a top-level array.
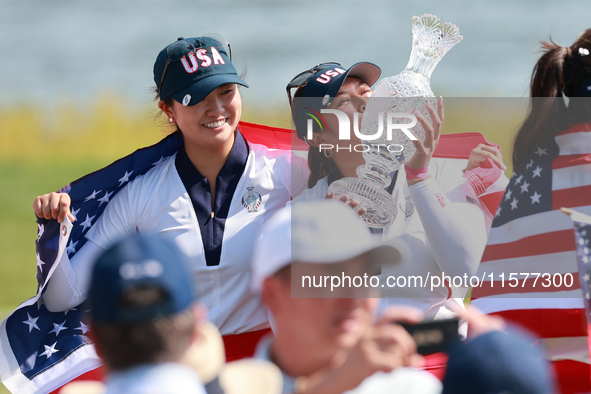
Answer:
[{"left": 1, "top": 0, "right": 590, "bottom": 110}]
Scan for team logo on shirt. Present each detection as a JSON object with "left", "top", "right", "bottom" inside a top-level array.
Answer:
[
  {"left": 399, "top": 196, "right": 415, "bottom": 218},
  {"left": 242, "top": 187, "right": 262, "bottom": 213}
]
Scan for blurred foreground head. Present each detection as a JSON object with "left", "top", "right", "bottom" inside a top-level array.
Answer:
[
  {"left": 89, "top": 233, "right": 197, "bottom": 371},
  {"left": 252, "top": 200, "right": 405, "bottom": 350},
  {"left": 443, "top": 330, "right": 555, "bottom": 394},
  {"left": 83, "top": 234, "right": 283, "bottom": 394}
]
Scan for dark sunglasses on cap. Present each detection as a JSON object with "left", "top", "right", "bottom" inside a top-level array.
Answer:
[
  {"left": 157, "top": 33, "right": 232, "bottom": 97},
  {"left": 286, "top": 62, "right": 342, "bottom": 109}
]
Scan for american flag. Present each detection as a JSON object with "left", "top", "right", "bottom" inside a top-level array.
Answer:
[
  {"left": 570, "top": 209, "right": 591, "bottom": 382},
  {"left": 570, "top": 210, "right": 591, "bottom": 316},
  {"left": 471, "top": 123, "right": 591, "bottom": 394},
  {"left": 0, "top": 131, "right": 184, "bottom": 394}
]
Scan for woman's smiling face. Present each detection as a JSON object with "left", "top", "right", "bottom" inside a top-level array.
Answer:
[{"left": 167, "top": 83, "right": 242, "bottom": 150}]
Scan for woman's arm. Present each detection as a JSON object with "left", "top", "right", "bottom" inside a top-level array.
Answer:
[
  {"left": 404, "top": 99, "right": 487, "bottom": 278},
  {"left": 34, "top": 186, "right": 137, "bottom": 311},
  {"left": 409, "top": 174, "right": 487, "bottom": 278},
  {"left": 43, "top": 240, "right": 105, "bottom": 312}
]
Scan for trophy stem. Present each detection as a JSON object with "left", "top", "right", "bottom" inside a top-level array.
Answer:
[{"left": 328, "top": 177, "right": 397, "bottom": 228}]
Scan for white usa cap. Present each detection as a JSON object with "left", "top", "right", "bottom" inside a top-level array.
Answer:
[{"left": 251, "top": 200, "right": 407, "bottom": 292}]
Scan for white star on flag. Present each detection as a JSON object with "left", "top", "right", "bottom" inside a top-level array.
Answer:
[
  {"left": 504, "top": 189, "right": 513, "bottom": 202},
  {"left": 495, "top": 206, "right": 502, "bottom": 218},
  {"left": 530, "top": 191, "right": 542, "bottom": 204},
  {"left": 22, "top": 313, "right": 40, "bottom": 333},
  {"left": 584, "top": 274, "right": 590, "bottom": 282},
  {"left": 84, "top": 190, "right": 102, "bottom": 202},
  {"left": 520, "top": 181, "right": 530, "bottom": 193},
  {"left": 532, "top": 166, "right": 543, "bottom": 178},
  {"left": 526, "top": 159, "right": 534, "bottom": 169},
  {"left": 515, "top": 174, "right": 523, "bottom": 184},
  {"left": 152, "top": 157, "right": 166, "bottom": 166},
  {"left": 49, "top": 321, "right": 68, "bottom": 336},
  {"left": 97, "top": 190, "right": 114, "bottom": 206},
  {"left": 71, "top": 207, "right": 81, "bottom": 222},
  {"left": 118, "top": 170, "right": 134, "bottom": 186},
  {"left": 64, "top": 308, "right": 77, "bottom": 316},
  {"left": 510, "top": 198, "right": 519, "bottom": 210},
  {"left": 36, "top": 253, "right": 45, "bottom": 273},
  {"left": 76, "top": 322, "right": 90, "bottom": 335},
  {"left": 66, "top": 239, "right": 78, "bottom": 256},
  {"left": 80, "top": 214, "right": 96, "bottom": 232},
  {"left": 535, "top": 147, "right": 548, "bottom": 156},
  {"left": 40, "top": 342, "right": 59, "bottom": 359},
  {"left": 37, "top": 223, "right": 44, "bottom": 239}
]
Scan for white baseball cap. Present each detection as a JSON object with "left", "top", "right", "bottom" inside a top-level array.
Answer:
[{"left": 251, "top": 200, "right": 407, "bottom": 292}]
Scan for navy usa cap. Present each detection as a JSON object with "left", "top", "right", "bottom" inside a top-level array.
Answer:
[
  {"left": 89, "top": 234, "right": 194, "bottom": 324},
  {"left": 154, "top": 35, "right": 249, "bottom": 106},
  {"left": 291, "top": 62, "right": 381, "bottom": 141}
]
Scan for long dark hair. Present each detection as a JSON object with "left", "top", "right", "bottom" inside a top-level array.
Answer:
[
  {"left": 513, "top": 29, "right": 591, "bottom": 169},
  {"left": 292, "top": 87, "right": 338, "bottom": 188}
]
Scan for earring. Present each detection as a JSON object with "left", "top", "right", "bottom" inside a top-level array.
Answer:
[
  {"left": 323, "top": 149, "right": 333, "bottom": 158},
  {"left": 169, "top": 118, "right": 174, "bottom": 123}
]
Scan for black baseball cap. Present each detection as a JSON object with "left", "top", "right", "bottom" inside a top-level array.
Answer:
[
  {"left": 89, "top": 234, "right": 195, "bottom": 324},
  {"left": 290, "top": 62, "right": 381, "bottom": 141},
  {"left": 154, "top": 35, "right": 249, "bottom": 106}
]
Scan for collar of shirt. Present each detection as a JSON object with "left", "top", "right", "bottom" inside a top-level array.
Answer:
[
  {"left": 176, "top": 130, "right": 249, "bottom": 189},
  {"left": 175, "top": 130, "right": 249, "bottom": 266},
  {"left": 105, "top": 362, "right": 206, "bottom": 394}
]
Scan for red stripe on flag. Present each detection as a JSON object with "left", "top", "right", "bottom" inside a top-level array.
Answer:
[
  {"left": 49, "top": 367, "right": 105, "bottom": 394},
  {"left": 482, "top": 229, "right": 576, "bottom": 262},
  {"left": 479, "top": 191, "right": 504, "bottom": 216},
  {"left": 556, "top": 123, "right": 591, "bottom": 137},
  {"left": 489, "top": 308, "right": 587, "bottom": 338},
  {"left": 433, "top": 132, "right": 490, "bottom": 159},
  {"left": 472, "top": 273, "right": 580, "bottom": 298},
  {"left": 238, "top": 121, "right": 309, "bottom": 151},
  {"left": 552, "top": 154, "right": 591, "bottom": 170},
  {"left": 552, "top": 185, "right": 591, "bottom": 210},
  {"left": 553, "top": 359, "right": 591, "bottom": 394}
]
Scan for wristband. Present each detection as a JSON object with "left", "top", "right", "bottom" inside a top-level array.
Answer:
[{"left": 405, "top": 163, "right": 430, "bottom": 180}]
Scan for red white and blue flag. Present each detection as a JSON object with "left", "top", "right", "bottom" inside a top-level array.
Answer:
[
  {"left": 471, "top": 123, "right": 591, "bottom": 394},
  {"left": 0, "top": 130, "right": 185, "bottom": 394}
]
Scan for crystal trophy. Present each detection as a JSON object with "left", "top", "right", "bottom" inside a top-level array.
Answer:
[{"left": 328, "top": 14, "right": 463, "bottom": 228}]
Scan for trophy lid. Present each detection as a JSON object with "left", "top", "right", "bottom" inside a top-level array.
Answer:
[{"left": 404, "top": 14, "right": 463, "bottom": 80}]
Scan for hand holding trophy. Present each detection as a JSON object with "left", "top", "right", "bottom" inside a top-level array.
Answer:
[{"left": 328, "top": 14, "right": 463, "bottom": 228}]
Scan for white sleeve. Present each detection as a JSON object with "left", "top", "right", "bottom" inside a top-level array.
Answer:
[
  {"left": 43, "top": 181, "right": 140, "bottom": 312},
  {"left": 85, "top": 180, "right": 138, "bottom": 249},
  {"left": 42, "top": 240, "right": 105, "bottom": 312},
  {"left": 409, "top": 176, "right": 487, "bottom": 278}
]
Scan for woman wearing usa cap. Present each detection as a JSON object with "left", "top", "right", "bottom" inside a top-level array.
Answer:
[
  {"left": 33, "top": 35, "right": 308, "bottom": 361},
  {"left": 287, "top": 62, "right": 489, "bottom": 329}
]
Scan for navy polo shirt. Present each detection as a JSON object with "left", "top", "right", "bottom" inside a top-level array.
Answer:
[{"left": 175, "top": 132, "right": 249, "bottom": 266}]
